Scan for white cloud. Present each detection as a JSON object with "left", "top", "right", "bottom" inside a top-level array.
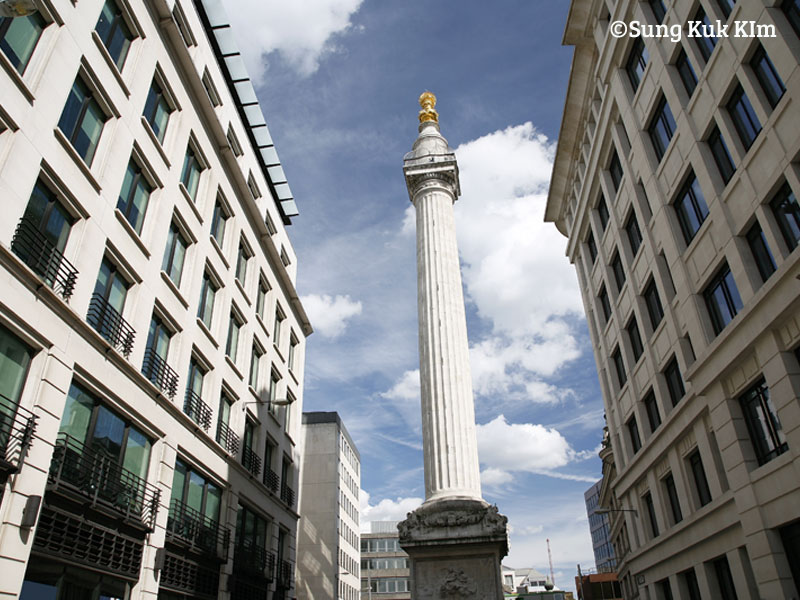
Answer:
[
  {"left": 359, "top": 491, "right": 422, "bottom": 533},
  {"left": 224, "top": 0, "right": 365, "bottom": 80},
  {"left": 380, "top": 369, "right": 419, "bottom": 400},
  {"left": 481, "top": 467, "right": 514, "bottom": 487},
  {"left": 477, "top": 415, "right": 594, "bottom": 482},
  {"left": 301, "top": 293, "right": 362, "bottom": 338}
]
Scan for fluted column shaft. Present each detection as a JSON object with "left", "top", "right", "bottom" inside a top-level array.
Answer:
[{"left": 412, "top": 177, "right": 482, "bottom": 503}]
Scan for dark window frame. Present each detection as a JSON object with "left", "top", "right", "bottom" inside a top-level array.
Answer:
[
  {"left": 117, "top": 159, "right": 152, "bottom": 235},
  {"left": 612, "top": 346, "right": 627, "bottom": 388},
  {"left": 674, "top": 172, "right": 710, "bottom": 244},
  {"left": 739, "top": 377, "right": 788, "bottom": 466},
  {"left": 611, "top": 251, "right": 626, "bottom": 292},
  {"left": 599, "top": 285, "right": 612, "bottom": 323},
  {"left": 627, "top": 317, "right": 644, "bottom": 362},
  {"left": 746, "top": 221, "right": 776, "bottom": 283},
  {"left": 727, "top": 84, "right": 762, "bottom": 151},
  {"left": 95, "top": 0, "right": 133, "bottom": 70},
  {"left": 708, "top": 126, "right": 736, "bottom": 185},
  {"left": 676, "top": 48, "right": 698, "bottom": 97},
  {"left": 628, "top": 416, "right": 642, "bottom": 453},
  {"left": 626, "top": 37, "right": 649, "bottom": 91},
  {"left": 644, "top": 278, "right": 664, "bottom": 330},
  {"left": 0, "top": 11, "right": 47, "bottom": 74},
  {"left": 770, "top": 182, "right": 800, "bottom": 251},
  {"left": 703, "top": 263, "right": 743, "bottom": 336},
  {"left": 664, "top": 355, "right": 685, "bottom": 406},
  {"left": 648, "top": 95, "right": 677, "bottom": 162},
  {"left": 625, "top": 211, "right": 643, "bottom": 256},
  {"left": 688, "top": 449, "right": 712, "bottom": 507},
  {"left": 643, "top": 389, "right": 661, "bottom": 432},
  {"left": 143, "top": 78, "right": 173, "bottom": 144},
  {"left": 751, "top": 44, "right": 786, "bottom": 109},
  {"left": 58, "top": 76, "right": 109, "bottom": 166},
  {"left": 663, "top": 473, "right": 683, "bottom": 524},
  {"left": 597, "top": 195, "right": 610, "bottom": 231}
]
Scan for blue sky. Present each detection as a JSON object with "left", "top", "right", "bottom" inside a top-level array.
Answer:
[{"left": 223, "top": 0, "right": 603, "bottom": 591}]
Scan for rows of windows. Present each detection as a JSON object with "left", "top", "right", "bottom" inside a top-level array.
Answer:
[
  {"left": 338, "top": 547, "right": 358, "bottom": 577},
  {"left": 341, "top": 432, "right": 360, "bottom": 473},
  {"left": 339, "top": 518, "right": 358, "bottom": 552},
  {"left": 339, "top": 579, "right": 359, "bottom": 600},
  {"left": 365, "top": 578, "right": 410, "bottom": 594},
  {"left": 361, "top": 537, "right": 401, "bottom": 553},
  {"left": 340, "top": 460, "right": 359, "bottom": 497},
  {"left": 362, "top": 557, "right": 409, "bottom": 570},
  {"left": 340, "top": 488, "right": 358, "bottom": 524}
]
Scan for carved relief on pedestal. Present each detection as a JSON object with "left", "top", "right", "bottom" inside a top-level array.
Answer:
[{"left": 398, "top": 502, "right": 508, "bottom": 543}]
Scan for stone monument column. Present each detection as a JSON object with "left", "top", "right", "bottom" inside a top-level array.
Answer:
[{"left": 398, "top": 92, "right": 508, "bottom": 600}]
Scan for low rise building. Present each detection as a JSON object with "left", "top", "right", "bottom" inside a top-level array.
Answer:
[{"left": 361, "top": 522, "right": 411, "bottom": 599}]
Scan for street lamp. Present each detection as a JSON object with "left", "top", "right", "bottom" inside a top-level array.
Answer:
[
  {"left": 0, "top": 0, "right": 37, "bottom": 17},
  {"left": 241, "top": 397, "right": 294, "bottom": 411}
]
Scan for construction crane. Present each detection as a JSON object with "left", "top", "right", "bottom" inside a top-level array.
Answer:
[{"left": 547, "top": 538, "right": 556, "bottom": 587}]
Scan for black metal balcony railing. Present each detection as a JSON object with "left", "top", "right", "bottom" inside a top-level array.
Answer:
[
  {"left": 241, "top": 445, "right": 261, "bottom": 477},
  {"left": 216, "top": 421, "right": 239, "bottom": 455},
  {"left": 277, "top": 559, "right": 293, "bottom": 586},
  {"left": 280, "top": 482, "right": 295, "bottom": 508},
  {"left": 48, "top": 433, "right": 160, "bottom": 530},
  {"left": 234, "top": 540, "right": 275, "bottom": 580},
  {"left": 86, "top": 293, "right": 135, "bottom": 357},
  {"left": 141, "top": 348, "right": 178, "bottom": 398},
  {"left": 183, "top": 389, "right": 212, "bottom": 432},
  {"left": 166, "top": 497, "right": 230, "bottom": 560},
  {"left": 263, "top": 468, "right": 279, "bottom": 494},
  {"left": 0, "top": 393, "right": 37, "bottom": 479},
  {"left": 11, "top": 217, "right": 79, "bottom": 301}
]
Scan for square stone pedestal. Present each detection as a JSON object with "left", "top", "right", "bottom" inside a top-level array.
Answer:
[{"left": 398, "top": 499, "right": 509, "bottom": 600}]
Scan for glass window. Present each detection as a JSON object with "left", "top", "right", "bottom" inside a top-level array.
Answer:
[
  {"left": 611, "top": 251, "right": 626, "bottom": 292},
  {"left": 597, "top": 195, "right": 609, "bottom": 231},
  {"left": 625, "top": 38, "right": 649, "bottom": 91},
  {"left": 0, "top": 11, "right": 46, "bottom": 74},
  {"left": 648, "top": 95, "right": 676, "bottom": 162},
  {"left": 143, "top": 79, "right": 172, "bottom": 143},
  {"left": 627, "top": 317, "right": 643, "bottom": 362},
  {"left": 288, "top": 334, "right": 298, "bottom": 371},
  {"left": 249, "top": 344, "right": 262, "bottom": 389},
  {"left": 676, "top": 49, "right": 698, "bottom": 97},
  {"left": 704, "top": 263, "right": 743, "bottom": 335},
  {"left": 628, "top": 416, "right": 641, "bottom": 453},
  {"left": 644, "top": 389, "right": 661, "bottom": 432},
  {"left": 650, "top": 0, "right": 666, "bottom": 23},
  {"left": 117, "top": 160, "right": 152, "bottom": 234},
  {"left": 612, "top": 347, "right": 627, "bottom": 388},
  {"left": 681, "top": 570, "right": 702, "bottom": 600},
  {"left": 657, "top": 579, "right": 673, "bottom": 600},
  {"left": 739, "top": 377, "right": 788, "bottom": 466},
  {"left": 95, "top": 0, "right": 133, "bottom": 70},
  {"left": 664, "top": 473, "right": 683, "bottom": 524},
  {"left": 0, "top": 324, "right": 33, "bottom": 427},
  {"left": 211, "top": 201, "right": 228, "bottom": 247},
  {"left": 689, "top": 449, "right": 712, "bottom": 506},
  {"left": 664, "top": 355, "right": 685, "bottom": 406},
  {"left": 58, "top": 77, "right": 108, "bottom": 165},
  {"left": 708, "top": 126, "right": 735, "bottom": 185},
  {"left": 712, "top": 556, "right": 738, "bottom": 599},
  {"left": 197, "top": 271, "right": 217, "bottom": 329},
  {"left": 693, "top": 8, "right": 717, "bottom": 62},
  {"left": 171, "top": 458, "right": 221, "bottom": 522},
  {"left": 21, "top": 179, "right": 74, "bottom": 253},
  {"left": 609, "top": 151, "right": 624, "bottom": 193},
  {"left": 268, "top": 370, "right": 279, "bottom": 413},
  {"left": 256, "top": 278, "right": 268, "bottom": 320},
  {"left": 779, "top": 520, "right": 800, "bottom": 596},
  {"left": 644, "top": 278, "right": 664, "bottom": 330},
  {"left": 587, "top": 232, "right": 598, "bottom": 263},
  {"left": 751, "top": 44, "right": 785, "bottom": 109},
  {"left": 770, "top": 183, "right": 800, "bottom": 251},
  {"left": 186, "top": 357, "right": 204, "bottom": 399},
  {"left": 162, "top": 222, "right": 188, "bottom": 287},
  {"left": 235, "top": 242, "right": 249, "bottom": 283},
  {"left": 785, "top": 0, "right": 800, "bottom": 37},
  {"left": 674, "top": 172, "right": 709, "bottom": 244},
  {"left": 226, "top": 313, "right": 241, "bottom": 362},
  {"left": 644, "top": 492, "right": 659, "bottom": 537},
  {"left": 598, "top": 285, "right": 611, "bottom": 323},
  {"left": 746, "top": 222, "right": 776, "bottom": 283},
  {"left": 59, "top": 382, "right": 151, "bottom": 480},
  {"left": 90, "top": 257, "right": 129, "bottom": 335},
  {"left": 727, "top": 84, "right": 761, "bottom": 150},
  {"left": 625, "top": 211, "right": 642, "bottom": 256},
  {"left": 181, "top": 146, "right": 203, "bottom": 201},
  {"left": 145, "top": 314, "right": 171, "bottom": 361},
  {"left": 274, "top": 306, "right": 285, "bottom": 346}
]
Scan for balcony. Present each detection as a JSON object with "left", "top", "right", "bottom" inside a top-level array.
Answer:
[
  {"left": 0, "top": 394, "right": 37, "bottom": 484},
  {"left": 184, "top": 389, "right": 212, "bottom": 432},
  {"left": 166, "top": 497, "right": 230, "bottom": 560},
  {"left": 263, "top": 468, "right": 279, "bottom": 494},
  {"left": 280, "top": 482, "right": 295, "bottom": 508},
  {"left": 11, "top": 216, "right": 78, "bottom": 301},
  {"left": 142, "top": 348, "right": 178, "bottom": 398},
  {"left": 216, "top": 421, "right": 239, "bottom": 455},
  {"left": 86, "top": 293, "right": 135, "bottom": 357},
  {"left": 47, "top": 433, "right": 160, "bottom": 531},
  {"left": 241, "top": 445, "right": 261, "bottom": 477},
  {"left": 277, "top": 560, "right": 293, "bottom": 587},
  {"left": 233, "top": 540, "right": 275, "bottom": 580}
]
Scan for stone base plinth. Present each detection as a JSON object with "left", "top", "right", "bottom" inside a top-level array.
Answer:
[{"left": 398, "top": 499, "right": 509, "bottom": 600}]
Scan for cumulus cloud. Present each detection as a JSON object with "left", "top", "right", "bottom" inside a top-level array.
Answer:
[
  {"left": 224, "top": 0, "right": 365, "bottom": 81},
  {"left": 359, "top": 490, "right": 422, "bottom": 533},
  {"left": 301, "top": 293, "right": 362, "bottom": 338},
  {"left": 380, "top": 369, "right": 420, "bottom": 400},
  {"left": 477, "top": 415, "right": 596, "bottom": 483}
]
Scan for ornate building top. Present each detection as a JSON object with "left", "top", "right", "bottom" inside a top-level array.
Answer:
[{"left": 418, "top": 91, "right": 439, "bottom": 124}]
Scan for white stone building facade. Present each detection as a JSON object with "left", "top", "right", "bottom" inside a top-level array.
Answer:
[
  {"left": 547, "top": 0, "right": 800, "bottom": 598},
  {"left": 0, "top": 0, "right": 311, "bottom": 598},
  {"left": 296, "top": 412, "right": 361, "bottom": 600}
]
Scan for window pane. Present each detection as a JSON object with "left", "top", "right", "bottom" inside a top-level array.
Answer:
[
  {"left": 675, "top": 173, "right": 709, "bottom": 244},
  {"left": 770, "top": 183, "right": 800, "bottom": 251},
  {"left": 676, "top": 49, "right": 698, "bottom": 96},
  {"left": 740, "top": 378, "right": 787, "bottom": 465},
  {"left": 123, "top": 426, "right": 151, "bottom": 481},
  {"left": 0, "top": 324, "right": 32, "bottom": 405},
  {"left": 751, "top": 45, "right": 785, "bottom": 109},
  {"left": 59, "top": 383, "right": 95, "bottom": 443},
  {"left": 91, "top": 404, "right": 126, "bottom": 461},
  {"left": 95, "top": 0, "right": 132, "bottom": 69},
  {"left": 728, "top": 85, "right": 761, "bottom": 150},
  {"left": 709, "top": 127, "right": 735, "bottom": 184},
  {"left": 0, "top": 12, "right": 46, "bottom": 73},
  {"left": 746, "top": 222, "right": 776, "bottom": 283}
]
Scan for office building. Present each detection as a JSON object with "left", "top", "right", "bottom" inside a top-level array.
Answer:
[
  {"left": 361, "top": 522, "right": 411, "bottom": 599},
  {"left": 0, "top": 0, "right": 311, "bottom": 597},
  {"left": 547, "top": 0, "right": 800, "bottom": 598},
  {"left": 296, "top": 412, "right": 361, "bottom": 600},
  {"left": 584, "top": 479, "right": 616, "bottom": 572}
]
